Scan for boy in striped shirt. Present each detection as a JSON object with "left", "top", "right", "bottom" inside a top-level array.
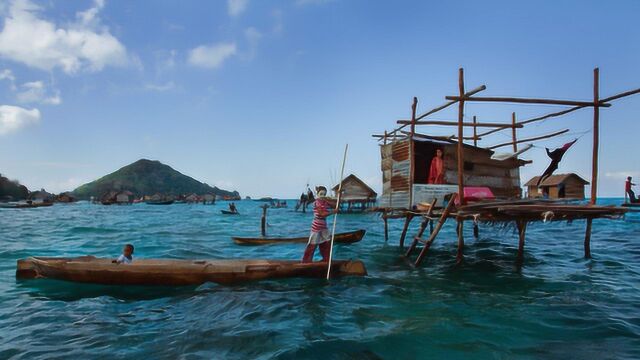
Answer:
[{"left": 302, "top": 186, "right": 334, "bottom": 263}]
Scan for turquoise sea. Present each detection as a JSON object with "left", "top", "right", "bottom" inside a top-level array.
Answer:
[{"left": 0, "top": 199, "right": 639, "bottom": 359}]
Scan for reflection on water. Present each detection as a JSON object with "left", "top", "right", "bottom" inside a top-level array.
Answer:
[{"left": 1, "top": 199, "right": 639, "bottom": 359}]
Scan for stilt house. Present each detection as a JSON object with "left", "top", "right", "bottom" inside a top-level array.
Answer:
[
  {"left": 525, "top": 173, "right": 589, "bottom": 199},
  {"left": 332, "top": 174, "right": 377, "bottom": 212}
]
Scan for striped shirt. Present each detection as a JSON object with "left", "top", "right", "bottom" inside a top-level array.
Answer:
[{"left": 311, "top": 199, "right": 330, "bottom": 232}]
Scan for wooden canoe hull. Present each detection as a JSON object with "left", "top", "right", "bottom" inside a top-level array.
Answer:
[
  {"left": 233, "top": 229, "right": 366, "bottom": 246},
  {"left": 221, "top": 210, "right": 239, "bottom": 215},
  {"left": 0, "top": 202, "right": 53, "bottom": 209},
  {"left": 16, "top": 256, "right": 367, "bottom": 286},
  {"left": 145, "top": 200, "right": 175, "bottom": 205}
]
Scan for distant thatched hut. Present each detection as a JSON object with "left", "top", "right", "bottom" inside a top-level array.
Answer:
[
  {"left": 116, "top": 191, "right": 134, "bottom": 204},
  {"left": 56, "top": 192, "right": 76, "bottom": 203},
  {"left": 332, "top": 174, "right": 377, "bottom": 213},
  {"left": 185, "top": 193, "right": 200, "bottom": 203},
  {"left": 203, "top": 194, "right": 215, "bottom": 204},
  {"left": 525, "top": 173, "right": 589, "bottom": 199}
]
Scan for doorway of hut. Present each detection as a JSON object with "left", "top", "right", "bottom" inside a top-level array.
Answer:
[{"left": 413, "top": 140, "right": 445, "bottom": 184}]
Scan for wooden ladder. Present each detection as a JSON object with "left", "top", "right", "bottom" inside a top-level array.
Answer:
[{"left": 405, "top": 193, "right": 458, "bottom": 267}]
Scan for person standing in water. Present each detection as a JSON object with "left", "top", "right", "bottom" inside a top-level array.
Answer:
[
  {"left": 428, "top": 148, "right": 444, "bottom": 184},
  {"left": 626, "top": 176, "right": 637, "bottom": 203},
  {"left": 302, "top": 186, "right": 334, "bottom": 263}
]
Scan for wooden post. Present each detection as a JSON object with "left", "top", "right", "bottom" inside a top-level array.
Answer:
[
  {"left": 399, "top": 213, "right": 413, "bottom": 249},
  {"left": 472, "top": 115, "right": 478, "bottom": 147},
  {"left": 409, "top": 97, "right": 418, "bottom": 208},
  {"left": 591, "top": 68, "right": 599, "bottom": 205},
  {"left": 383, "top": 211, "right": 389, "bottom": 242},
  {"left": 584, "top": 217, "right": 593, "bottom": 258},
  {"left": 456, "top": 219, "right": 464, "bottom": 264},
  {"left": 457, "top": 68, "right": 466, "bottom": 205},
  {"left": 511, "top": 112, "right": 518, "bottom": 152},
  {"left": 260, "top": 205, "right": 268, "bottom": 237},
  {"left": 414, "top": 193, "right": 458, "bottom": 266},
  {"left": 473, "top": 221, "right": 479, "bottom": 239},
  {"left": 516, "top": 220, "right": 527, "bottom": 264}
]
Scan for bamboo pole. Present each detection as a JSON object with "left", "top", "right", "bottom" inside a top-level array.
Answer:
[
  {"left": 511, "top": 112, "right": 518, "bottom": 152},
  {"left": 326, "top": 144, "right": 348, "bottom": 280},
  {"left": 487, "top": 129, "right": 569, "bottom": 150},
  {"left": 457, "top": 68, "right": 466, "bottom": 206},
  {"left": 445, "top": 95, "right": 611, "bottom": 108},
  {"left": 473, "top": 116, "right": 478, "bottom": 147},
  {"left": 399, "top": 214, "right": 413, "bottom": 249},
  {"left": 591, "top": 68, "right": 599, "bottom": 205}
]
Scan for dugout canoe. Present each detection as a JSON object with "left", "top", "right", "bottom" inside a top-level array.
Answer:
[
  {"left": 16, "top": 256, "right": 366, "bottom": 286},
  {"left": 145, "top": 200, "right": 175, "bottom": 205},
  {"left": 221, "top": 210, "right": 239, "bottom": 215},
  {"left": 233, "top": 229, "right": 365, "bottom": 246}
]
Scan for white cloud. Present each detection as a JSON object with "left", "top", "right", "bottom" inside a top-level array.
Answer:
[
  {"left": 0, "top": 68, "right": 16, "bottom": 89},
  {"left": 144, "top": 81, "right": 175, "bottom": 92},
  {"left": 243, "top": 27, "right": 262, "bottom": 60},
  {"left": 16, "top": 81, "right": 61, "bottom": 105},
  {"left": 188, "top": 43, "right": 237, "bottom": 69},
  {"left": 0, "top": 104, "right": 40, "bottom": 135},
  {"left": 605, "top": 171, "right": 640, "bottom": 179},
  {"left": 0, "top": 0, "right": 129, "bottom": 74},
  {"left": 227, "top": 0, "right": 248, "bottom": 17}
]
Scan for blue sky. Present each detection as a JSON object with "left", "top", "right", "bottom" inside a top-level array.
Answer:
[{"left": 0, "top": 0, "right": 639, "bottom": 198}]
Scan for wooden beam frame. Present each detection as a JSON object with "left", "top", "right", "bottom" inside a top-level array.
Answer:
[
  {"left": 397, "top": 120, "right": 523, "bottom": 128},
  {"left": 487, "top": 129, "right": 569, "bottom": 150},
  {"left": 445, "top": 95, "right": 611, "bottom": 108},
  {"left": 591, "top": 68, "right": 599, "bottom": 205}
]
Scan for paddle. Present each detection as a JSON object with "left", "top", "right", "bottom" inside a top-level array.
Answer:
[{"left": 326, "top": 144, "right": 348, "bottom": 280}]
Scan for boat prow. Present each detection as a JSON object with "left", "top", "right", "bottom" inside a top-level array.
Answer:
[{"left": 16, "top": 256, "right": 367, "bottom": 286}]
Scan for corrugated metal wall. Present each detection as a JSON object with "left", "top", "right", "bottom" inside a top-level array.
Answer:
[{"left": 379, "top": 139, "right": 411, "bottom": 208}]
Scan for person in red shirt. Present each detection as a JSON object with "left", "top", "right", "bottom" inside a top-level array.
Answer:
[
  {"left": 302, "top": 186, "right": 335, "bottom": 263},
  {"left": 428, "top": 148, "right": 444, "bottom": 184},
  {"left": 626, "top": 176, "right": 637, "bottom": 203}
]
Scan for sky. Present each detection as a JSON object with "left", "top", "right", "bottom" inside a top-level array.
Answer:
[{"left": 0, "top": 0, "right": 639, "bottom": 198}]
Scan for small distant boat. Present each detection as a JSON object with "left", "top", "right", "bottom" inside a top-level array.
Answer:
[
  {"left": 221, "top": 210, "right": 239, "bottom": 215},
  {"left": 145, "top": 200, "right": 175, "bottom": 205},
  {"left": 233, "top": 229, "right": 366, "bottom": 246},
  {"left": 0, "top": 202, "right": 53, "bottom": 209},
  {"left": 16, "top": 256, "right": 367, "bottom": 286}
]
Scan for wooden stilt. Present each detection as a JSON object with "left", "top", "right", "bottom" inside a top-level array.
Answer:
[
  {"left": 473, "top": 222, "right": 479, "bottom": 239},
  {"left": 516, "top": 220, "right": 527, "bottom": 264},
  {"left": 383, "top": 211, "right": 389, "bottom": 242},
  {"left": 585, "top": 217, "right": 593, "bottom": 258},
  {"left": 260, "top": 205, "right": 268, "bottom": 237},
  {"left": 413, "top": 193, "right": 458, "bottom": 266},
  {"left": 399, "top": 213, "right": 413, "bottom": 249},
  {"left": 456, "top": 220, "right": 464, "bottom": 264}
]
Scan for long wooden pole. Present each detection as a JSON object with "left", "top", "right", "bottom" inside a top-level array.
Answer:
[
  {"left": 397, "top": 120, "right": 522, "bottom": 128},
  {"left": 511, "top": 112, "right": 518, "bottom": 152},
  {"left": 591, "top": 68, "right": 599, "bottom": 205},
  {"left": 445, "top": 96, "right": 611, "bottom": 108},
  {"left": 409, "top": 97, "right": 418, "bottom": 208},
  {"left": 487, "top": 129, "right": 569, "bottom": 150},
  {"left": 326, "top": 144, "right": 348, "bottom": 280},
  {"left": 457, "top": 68, "right": 466, "bottom": 205}
]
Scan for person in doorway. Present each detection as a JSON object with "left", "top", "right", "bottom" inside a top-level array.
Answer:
[
  {"left": 428, "top": 148, "right": 445, "bottom": 184},
  {"left": 302, "top": 186, "right": 335, "bottom": 263},
  {"left": 626, "top": 176, "right": 637, "bottom": 203}
]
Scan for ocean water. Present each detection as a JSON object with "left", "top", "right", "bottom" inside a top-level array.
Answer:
[{"left": 0, "top": 199, "right": 639, "bottom": 359}]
